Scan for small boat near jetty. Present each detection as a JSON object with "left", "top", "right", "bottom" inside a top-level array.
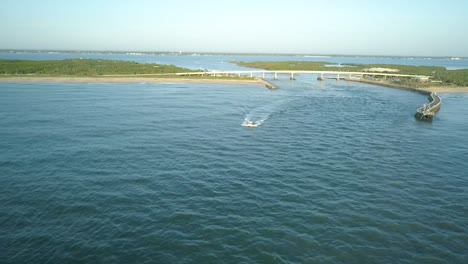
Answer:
[{"left": 415, "top": 92, "right": 441, "bottom": 121}]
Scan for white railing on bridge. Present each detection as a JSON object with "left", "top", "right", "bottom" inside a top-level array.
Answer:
[{"left": 176, "top": 70, "right": 430, "bottom": 80}]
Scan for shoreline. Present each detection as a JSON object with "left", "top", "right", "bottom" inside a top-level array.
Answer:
[
  {"left": 0, "top": 76, "right": 268, "bottom": 87},
  {"left": 345, "top": 78, "right": 468, "bottom": 94},
  {"left": 0, "top": 76, "right": 467, "bottom": 93}
]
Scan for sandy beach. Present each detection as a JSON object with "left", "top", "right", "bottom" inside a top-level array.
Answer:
[
  {"left": 346, "top": 78, "right": 468, "bottom": 94},
  {"left": 0, "top": 76, "right": 268, "bottom": 86},
  {"left": 416, "top": 86, "right": 468, "bottom": 94},
  {"left": 0, "top": 76, "right": 466, "bottom": 93}
]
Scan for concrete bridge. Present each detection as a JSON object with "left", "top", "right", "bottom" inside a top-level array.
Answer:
[{"left": 176, "top": 70, "right": 431, "bottom": 81}]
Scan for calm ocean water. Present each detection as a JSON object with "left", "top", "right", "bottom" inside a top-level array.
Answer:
[{"left": 1, "top": 55, "right": 468, "bottom": 263}]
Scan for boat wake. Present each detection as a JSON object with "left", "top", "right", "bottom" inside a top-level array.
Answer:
[
  {"left": 241, "top": 116, "right": 268, "bottom": 127},
  {"left": 241, "top": 105, "right": 275, "bottom": 128},
  {"left": 241, "top": 93, "right": 299, "bottom": 128}
]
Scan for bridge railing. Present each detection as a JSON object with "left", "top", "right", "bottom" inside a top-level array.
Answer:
[{"left": 176, "top": 70, "right": 431, "bottom": 79}]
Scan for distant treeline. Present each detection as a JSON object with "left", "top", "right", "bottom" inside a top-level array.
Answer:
[
  {"left": 235, "top": 61, "right": 468, "bottom": 86},
  {"left": 0, "top": 59, "right": 194, "bottom": 76}
]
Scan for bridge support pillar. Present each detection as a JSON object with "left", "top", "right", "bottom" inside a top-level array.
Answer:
[
  {"left": 317, "top": 73, "right": 324, "bottom": 81},
  {"left": 262, "top": 72, "right": 265, "bottom": 79},
  {"left": 336, "top": 73, "right": 340, "bottom": 80},
  {"left": 290, "top": 73, "right": 295, "bottom": 80},
  {"left": 250, "top": 72, "right": 253, "bottom": 78},
  {"left": 274, "top": 72, "right": 278, "bottom": 80}
]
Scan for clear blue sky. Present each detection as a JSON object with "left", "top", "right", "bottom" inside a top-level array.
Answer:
[{"left": 1, "top": 0, "right": 467, "bottom": 56}]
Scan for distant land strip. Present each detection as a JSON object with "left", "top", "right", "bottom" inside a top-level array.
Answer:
[
  {"left": 2, "top": 50, "right": 467, "bottom": 59},
  {"left": 233, "top": 61, "right": 468, "bottom": 93},
  {"left": 1, "top": 59, "right": 467, "bottom": 93},
  {"left": 0, "top": 58, "right": 268, "bottom": 86},
  {"left": 0, "top": 76, "right": 268, "bottom": 87}
]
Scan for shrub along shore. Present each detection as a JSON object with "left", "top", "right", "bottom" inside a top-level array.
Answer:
[
  {"left": 0, "top": 58, "right": 193, "bottom": 76},
  {"left": 0, "top": 59, "right": 264, "bottom": 86}
]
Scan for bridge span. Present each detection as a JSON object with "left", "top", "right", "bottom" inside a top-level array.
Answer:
[{"left": 176, "top": 70, "right": 431, "bottom": 81}]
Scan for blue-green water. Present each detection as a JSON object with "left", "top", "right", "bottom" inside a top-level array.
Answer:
[{"left": 1, "top": 77, "right": 468, "bottom": 263}]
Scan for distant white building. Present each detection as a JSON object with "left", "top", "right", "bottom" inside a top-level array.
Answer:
[{"left": 416, "top": 76, "right": 430, "bottom": 82}]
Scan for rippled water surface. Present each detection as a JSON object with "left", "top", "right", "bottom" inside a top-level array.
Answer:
[{"left": 1, "top": 79, "right": 467, "bottom": 263}]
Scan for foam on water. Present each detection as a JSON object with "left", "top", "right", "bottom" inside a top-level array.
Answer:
[
  {"left": 240, "top": 95, "right": 295, "bottom": 127},
  {"left": 242, "top": 114, "right": 268, "bottom": 127}
]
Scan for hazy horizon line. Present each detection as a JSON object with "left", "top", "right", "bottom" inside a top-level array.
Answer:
[{"left": 0, "top": 48, "right": 466, "bottom": 59}]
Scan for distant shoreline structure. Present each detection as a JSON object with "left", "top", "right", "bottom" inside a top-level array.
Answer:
[{"left": 1, "top": 49, "right": 466, "bottom": 60}]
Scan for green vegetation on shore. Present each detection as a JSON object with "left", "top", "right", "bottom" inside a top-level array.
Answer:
[
  {"left": 2, "top": 59, "right": 466, "bottom": 87},
  {"left": 0, "top": 59, "right": 195, "bottom": 76},
  {"left": 235, "top": 61, "right": 468, "bottom": 86}
]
